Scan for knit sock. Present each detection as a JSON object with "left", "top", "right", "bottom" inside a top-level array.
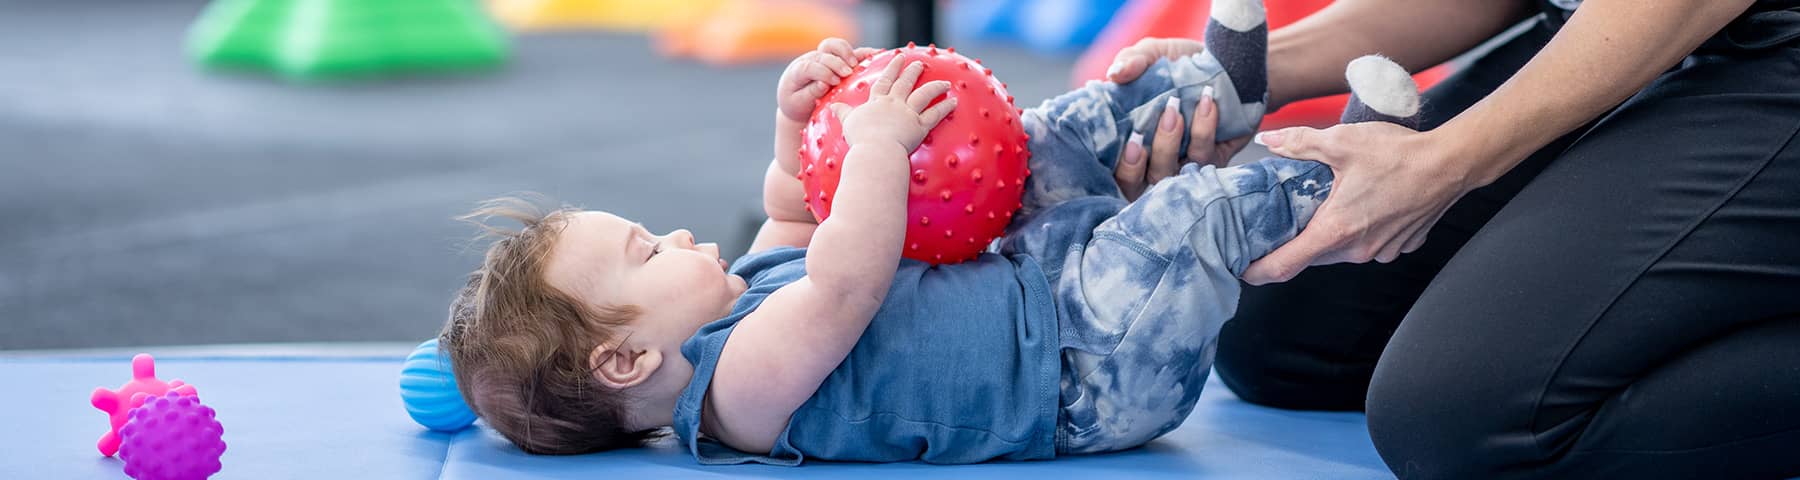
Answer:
[
  {"left": 1204, "top": 0, "right": 1268, "bottom": 107},
  {"left": 1340, "top": 55, "right": 1422, "bottom": 129}
]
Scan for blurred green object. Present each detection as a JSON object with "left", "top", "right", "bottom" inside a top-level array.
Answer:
[{"left": 186, "top": 0, "right": 509, "bottom": 80}]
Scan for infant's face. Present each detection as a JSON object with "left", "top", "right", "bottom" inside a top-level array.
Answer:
[{"left": 544, "top": 211, "right": 749, "bottom": 344}]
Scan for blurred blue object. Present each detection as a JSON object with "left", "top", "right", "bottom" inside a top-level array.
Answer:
[
  {"left": 950, "top": 0, "right": 1127, "bottom": 54},
  {"left": 400, "top": 338, "right": 477, "bottom": 432}
]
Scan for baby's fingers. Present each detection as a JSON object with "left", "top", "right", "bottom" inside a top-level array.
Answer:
[
  {"left": 889, "top": 61, "right": 927, "bottom": 98},
  {"left": 907, "top": 80, "right": 951, "bottom": 112},
  {"left": 920, "top": 97, "right": 958, "bottom": 128},
  {"left": 817, "top": 38, "right": 855, "bottom": 62},
  {"left": 871, "top": 58, "right": 907, "bottom": 95},
  {"left": 803, "top": 61, "right": 842, "bottom": 85},
  {"left": 827, "top": 102, "right": 852, "bottom": 121},
  {"left": 818, "top": 54, "right": 853, "bottom": 77},
  {"left": 853, "top": 47, "right": 881, "bottom": 61}
]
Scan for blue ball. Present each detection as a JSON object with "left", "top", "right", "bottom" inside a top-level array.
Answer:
[{"left": 400, "top": 339, "right": 477, "bottom": 432}]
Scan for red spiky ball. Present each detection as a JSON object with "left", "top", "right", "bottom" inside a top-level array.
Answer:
[{"left": 800, "top": 43, "right": 1031, "bottom": 265}]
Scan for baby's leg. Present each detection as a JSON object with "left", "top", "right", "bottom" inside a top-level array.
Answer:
[
  {"left": 1054, "top": 55, "right": 1420, "bottom": 454},
  {"left": 1010, "top": 0, "right": 1269, "bottom": 232}
]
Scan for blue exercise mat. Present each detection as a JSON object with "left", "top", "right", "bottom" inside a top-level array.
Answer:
[{"left": 0, "top": 351, "right": 1392, "bottom": 478}]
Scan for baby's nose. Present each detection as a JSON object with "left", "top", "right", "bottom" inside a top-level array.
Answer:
[{"left": 669, "top": 229, "right": 697, "bottom": 248}]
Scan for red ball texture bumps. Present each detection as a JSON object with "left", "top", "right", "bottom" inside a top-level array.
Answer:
[{"left": 800, "top": 44, "right": 1031, "bottom": 265}]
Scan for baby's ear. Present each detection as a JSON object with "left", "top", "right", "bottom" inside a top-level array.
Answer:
[{"left": 588, "top": 341, "right": 661, "bottom": 390}]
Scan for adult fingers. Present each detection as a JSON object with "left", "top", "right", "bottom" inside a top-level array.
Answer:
[
  {"left": 920, "top": 97, "right": 959, "bottom": 128},
  {"left": 1106, "top": 38, "right": 1160, "bottom": 82},
  {"left": 1114, "top": 132, "right": 1149, "bottom": 201},
  {"left": 1255, "top": 127, "right": 1335, "bottom": 165},
  {"left": 1241, "top": 217, "right": 1349, "bottom": 285},
  {"left": 1214, "top": 136, "right": 1253, "bottom": 167},
  {"left": 908, "top": 80, "right": 951, "bottom": 112},
  {"left": 891, "top": 61, "right": 926, "bottom": 96},
  {"left": 1372, "top": 226, "right": 1409, "bottom": 264},
  {"left": 1186, "top": 86, "right": 1221, "bottom": 166},
  {"left": 1148, "top": 96, "right": 1184, "bottom": 184},
  {"left": 871, "top": 58, "right": 906, "bottom": 95},
  {"left": 1108, "top": 38, "right": 1205, "bottom": 83},
  {"left": 1400, "top": 209, "right": 1446, "bottom": 253}
]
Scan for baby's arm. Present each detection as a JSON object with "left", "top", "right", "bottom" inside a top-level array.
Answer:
[
  {"left": 750, "top": 39, "right": 878, "bottom": 253},
  {"left": 706, "top": 60, "right": 956, "bottom": 453},
  {"left": 749, "top": 113, "right": 823, "bottom": 252}
]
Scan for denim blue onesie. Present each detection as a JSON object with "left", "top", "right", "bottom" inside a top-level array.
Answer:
[{"left": 673, "top": 52, "right": 1333, "bottom": 463}]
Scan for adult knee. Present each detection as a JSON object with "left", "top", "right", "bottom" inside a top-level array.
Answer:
[{"left": 1364, "top": 339, "right": 1543, "bottom": 479}]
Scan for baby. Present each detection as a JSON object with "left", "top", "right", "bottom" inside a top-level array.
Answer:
[{"left": 439, "top": 0, "right": 1423, "bottom": 464}]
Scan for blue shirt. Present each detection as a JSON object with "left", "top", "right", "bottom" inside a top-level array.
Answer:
[{"left": 672, "top": 247, "right": 1060, "bottom": 465}]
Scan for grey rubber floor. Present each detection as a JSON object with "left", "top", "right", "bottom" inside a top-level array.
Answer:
[{"left": 0, "top": 0, "right": 1082, "bottom": 349}]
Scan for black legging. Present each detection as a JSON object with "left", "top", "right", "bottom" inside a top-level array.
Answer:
[{"left": 1214, "top": 14, "right": 1800, "bottom": 479}]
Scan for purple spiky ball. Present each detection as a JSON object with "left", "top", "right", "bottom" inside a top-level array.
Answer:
[{"left": 118, "top": 391, "right": 226, "bottom": 480}]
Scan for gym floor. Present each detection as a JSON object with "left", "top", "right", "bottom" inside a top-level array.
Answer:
[{"left": 0, "top": 0, "right": 1093, "bottom": 350}]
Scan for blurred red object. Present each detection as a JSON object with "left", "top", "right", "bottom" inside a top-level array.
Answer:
[{"left": 1072, "top": 0, "right": 1451, "bottom": 129}]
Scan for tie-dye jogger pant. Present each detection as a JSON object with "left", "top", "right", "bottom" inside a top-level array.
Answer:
[{"left": 993, "top": 52, "right": 1333, "bottom": 454}]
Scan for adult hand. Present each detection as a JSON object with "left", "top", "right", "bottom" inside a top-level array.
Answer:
[
  {"left": 1241, "top": 123, "right": 1476, "bottom": 285},
  {"left": 1114, "top": 88, "right": 1254, "bottom": 201},
  {"left": 1105, "top": 37, "right": 1208, "bottom": 84}
]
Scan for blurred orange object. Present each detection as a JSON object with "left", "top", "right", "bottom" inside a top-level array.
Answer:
[
  {"left": 1072, "top": 0, "right": 1453, "bottom": 129},
  {"left": 656, "top": 0, "right": 858, "bottom": 65},
  {"left": 487, "top": 0, "right": 723, "bottom": 31}
]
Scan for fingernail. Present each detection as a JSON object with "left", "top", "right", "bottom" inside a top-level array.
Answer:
[
  {"left": 1158, "top": 96, "right": 1179, "bottom": 132},
  {"left": 1253, "top": 130, "right": 1283, "bottom": 147},
  {"left": 1123, "top": 136, "right": 1145, "bottom": 165},
  {"left": 1202, "top": 85, "right": 1215, "bottom": 100},
  {"left": 1106, "top": 62, "right": 1122, "bottom": 79},
  {"left": 1199, "top": 86, "right": 1215, "bottom": 116}
]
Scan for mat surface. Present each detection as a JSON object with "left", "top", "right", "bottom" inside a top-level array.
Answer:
[{"left": 0, "top": 351, "right": 1390, "bottom": 479}]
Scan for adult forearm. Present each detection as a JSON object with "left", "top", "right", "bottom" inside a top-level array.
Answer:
[
  {"left": 1435, "top": 0, "right": 1752, "bottom": 188},
  {"left": 1267, "top": 0, "right": 1534, "bottom": 109}
]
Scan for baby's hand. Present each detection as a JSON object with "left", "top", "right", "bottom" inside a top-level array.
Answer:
[
  {"left": 826, "top": 59, "right": 958, "bottom": 153},
  {"left": 777, "top": 38, "right": 879, "bottom": 123}
]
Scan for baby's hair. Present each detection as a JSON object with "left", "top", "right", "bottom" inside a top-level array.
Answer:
[{"left": 440, "top": 195, "right": 663, "bottom": 454}]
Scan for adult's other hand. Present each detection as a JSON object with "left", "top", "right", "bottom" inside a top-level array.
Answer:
[
  {"left": 1241, "top": 123, "right": 1475, "bottom": 285},
  {"left": 1114, "top": 88, "right": 1252, "bottom": 201},
  {"left": 1105, "top": 37, "right": 1208, "bottom": 84}
]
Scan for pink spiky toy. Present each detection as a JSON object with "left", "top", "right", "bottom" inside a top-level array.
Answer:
[{"left": 91, "top": 354, "right": 198, "bottom": 456}]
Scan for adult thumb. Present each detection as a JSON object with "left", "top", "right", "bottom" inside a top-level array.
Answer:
[
  {"left": 1242, "top": 227, "right": 1338, "bottom": 285},
  {"left": 1254, "top": 127, "right": 1330, "bottom": 165}
]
